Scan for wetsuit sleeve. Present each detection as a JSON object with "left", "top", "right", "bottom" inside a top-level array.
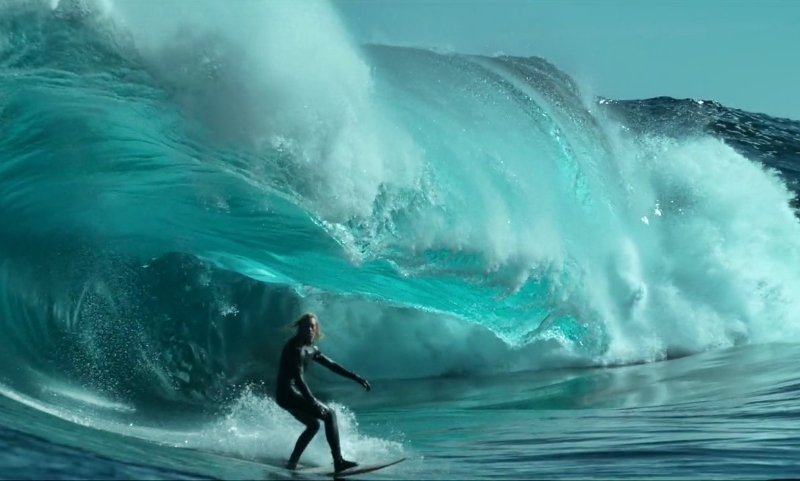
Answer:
[{"left": 313, "top": 349, "right": 361, "bottom": 382}]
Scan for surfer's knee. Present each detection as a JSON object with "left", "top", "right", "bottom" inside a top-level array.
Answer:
[
  {"left": 322, "top": 407, "right": 336, "bottom": 423},
  {"left": 305, "top": 418, "right": 321, "bottom": 433}
]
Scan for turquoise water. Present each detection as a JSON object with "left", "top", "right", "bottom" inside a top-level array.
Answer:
[
  {"left": 2, "top": 0, "right": 800, "bottom": 479},
  {"left": 2, "top": 343, "right": 800, "bottom": 479}
]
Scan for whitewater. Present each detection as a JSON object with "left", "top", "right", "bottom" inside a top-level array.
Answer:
[{"left": 1, "top": 0, "right": 800, "bottom": 479}]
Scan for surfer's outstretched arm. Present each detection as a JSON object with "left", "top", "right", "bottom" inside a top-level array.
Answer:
[{"left": 314, "top": 351, "right": 371, "bottom": 391}]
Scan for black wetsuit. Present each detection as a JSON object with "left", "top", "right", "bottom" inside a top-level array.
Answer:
[{"left": 275, "top": 336, "right": 362, "bottom": 468}]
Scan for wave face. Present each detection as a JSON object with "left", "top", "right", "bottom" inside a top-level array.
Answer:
[{"left": 3, "top": 0, "right": 800, "bottom": 413}]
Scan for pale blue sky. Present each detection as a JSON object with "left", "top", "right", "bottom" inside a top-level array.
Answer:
[{"left": 333, "top": 0, "right": 800, "bottom": 120}]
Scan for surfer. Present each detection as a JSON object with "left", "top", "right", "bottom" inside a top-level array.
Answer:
[{"left": 275, "top": 313, "right": 371, "bottom": 472}]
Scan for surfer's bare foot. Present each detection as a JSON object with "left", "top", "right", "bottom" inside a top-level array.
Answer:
[
  {"left": 285, "top": 459, "right": 299, "bottom": 470},
  {"left": 334, "top": 459, "right": 358, "bottom": 472}
]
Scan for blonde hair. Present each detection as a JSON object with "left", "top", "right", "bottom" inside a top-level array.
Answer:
[{"left": 286, "top": 312, "right": 323, "bottom": 340}]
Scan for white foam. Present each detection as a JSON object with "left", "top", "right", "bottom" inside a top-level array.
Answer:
[
  {"left": 179, "top": 389, "right": 404, "bottom": 466},
  {"left": 0, "top": 382, "right": 93, "bottom": 428},
  {"left": 583, "top": 135, "right": 800, "bottom": 363},
  {"left": 108, "top": 0, "right": 425, "bottom": 226},
  {"left": 40, "top": 383, "right": 135, "bottom": 413},
  {"left": 0, "top": 379, "right": 403, "bottom": 469}
]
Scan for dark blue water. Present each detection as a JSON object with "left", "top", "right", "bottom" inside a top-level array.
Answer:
[{"left": 2, "top": 0, "right": 800, "bottom": 479}]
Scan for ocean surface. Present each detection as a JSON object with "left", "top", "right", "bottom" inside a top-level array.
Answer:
[{"left": 2, "top": 0, "right": 800, "bottom": 479}]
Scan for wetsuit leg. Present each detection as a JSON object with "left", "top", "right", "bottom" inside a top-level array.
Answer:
[
  {"left": 285, "top": 408, "right": 320, "bottom": 468},
  {"left": 318, "top": 404, "right": 342, "bottom": 462},
  {"left": 284, "top": 400, "right": 350, "bottom": 469},
  {"left": 289, "top": 406, "right": 342, "bottom": 461}
]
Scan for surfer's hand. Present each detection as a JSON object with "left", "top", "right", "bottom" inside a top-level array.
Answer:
[{"left": 358, "top": 377, "right": 371, "bottom": 392}]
